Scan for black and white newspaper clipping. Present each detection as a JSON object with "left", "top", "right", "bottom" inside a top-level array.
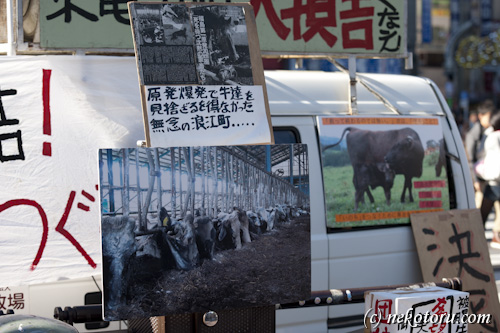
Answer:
[{"left": 130, "top": 3, "right": 253, "bottom": 86}]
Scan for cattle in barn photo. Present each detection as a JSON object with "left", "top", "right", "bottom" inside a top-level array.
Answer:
[
  {"left": 161, "top": 212, "right": 199, "bottom": 270},
  {"left": 247, "top": 210, "right": 266, "bottom": 235},
  {"left": 257, "top": 207, "right": 272, "bottom": 231},
  {"left": 323, "top": 127, "right": 424, "bottom": 208},
  {"left": 213, "top": 212, "right": 234, "bottom": 250},
  {"left": 193, "top": 212, "right": 216, "bottom": 260},
  {"left": 101, "top": 215, "right": 137, "bottom": 313},
  {"left": 99, "top": 145, "right": 311, "bottom": 320},
  {"left": 219, "top": 207, "right": 251, "bottom": 250}
]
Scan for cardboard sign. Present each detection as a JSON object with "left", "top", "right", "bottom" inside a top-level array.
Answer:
[
  {"left": 99, "top": 145, "right": 311, "bottom": 320},
  {"left": 318, "top": 116, "right": 449, "bottom": 228},
  {"left": 128, "top": 2, "right": 273, "bottom": 147},
  {"left": 143, "top": 85, "right": 271, "bottom": 147},
  {"left": 365, "top": 287, "right": 470, "bottom": 333},
  {"left": 411, "top": 209, "right": 500, "bottom": 333}
]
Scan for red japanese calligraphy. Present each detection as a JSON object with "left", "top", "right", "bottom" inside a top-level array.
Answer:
[
  {"left": 42, "top": 69, "right": 52, "bottom": 157},
  {"left": 56, "top": 191, "right": 97, "bottom": 268},
  {"left": 281, "top": 0, "right": 338, "bottom": 47},
  {"left": 0, "top": 199, "right": 48, "bottom": 271},
  {"left": 250, "top": 0, "right": 291, "bottom": 40},
  {"left": 0, "top": 189, "right": 97, "bottom": 271},
  {"left": 340, "top": 0, "right": 374, "bottom": 49}
]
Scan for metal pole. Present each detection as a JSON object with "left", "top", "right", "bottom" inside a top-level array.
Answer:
[{"left": 6, "top": 0, "right": 16, "bottom": 56}]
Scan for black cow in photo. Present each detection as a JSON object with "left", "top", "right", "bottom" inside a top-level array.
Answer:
[
  {"left": 435, "top": 138, "right": 446, "bottom": 177},
  {"left": 214, "top": 212, "right": 235, "bottom": 251},
  {"left": 384, "top": 132, "right": 425, "bottom": 203},
  {"left": 323, "top": 127, "right": 424, "bottom": 208},
  {"left": 353, "top": 163, "right": 395, "bottom": 210}
]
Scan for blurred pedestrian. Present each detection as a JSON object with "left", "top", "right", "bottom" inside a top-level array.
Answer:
[
  {"left": 465, "top": 99, "right": 494, "bottom": 199},
  {"left": 477, "top": 113, "right": 500, "bottom": 247}
]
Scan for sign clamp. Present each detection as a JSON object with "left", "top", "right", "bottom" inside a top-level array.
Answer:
[{"left": 328, "top": 57, "right": 402, "bottom": 116}]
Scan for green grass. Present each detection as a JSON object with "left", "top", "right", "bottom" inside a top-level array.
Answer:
[{"left": 324, "top": 154, "right": 450, "bottom": 228}]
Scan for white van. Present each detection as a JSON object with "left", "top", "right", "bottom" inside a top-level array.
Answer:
[{"left": 22, "top": 69, "right": 475, "bottom": 333}]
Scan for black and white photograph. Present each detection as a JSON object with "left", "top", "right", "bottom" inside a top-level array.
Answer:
[
  {"left": 129, "top": 3, "right": 198, "bottom": 85},
  {"left": 191, "top": 5, "right": 254, "bottom": 85},
  {"left": 99, "top": 145, "right": 311, "bottom": 320}
]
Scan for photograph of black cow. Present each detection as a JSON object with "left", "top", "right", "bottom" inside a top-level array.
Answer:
[
  {"left": 99, "top": 145, "right": 310, "bottom": 320},
  {"left": 319, "top": 118, "right": 450, "bottom": 228}
]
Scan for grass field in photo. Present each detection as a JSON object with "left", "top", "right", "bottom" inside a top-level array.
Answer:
[{"left": 323, "top": 153, "right": 450, "bottom": 228}]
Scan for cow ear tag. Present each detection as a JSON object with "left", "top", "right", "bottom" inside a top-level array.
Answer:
[{"left": 162, "top": 217, "right": 169, "bottom": 227}]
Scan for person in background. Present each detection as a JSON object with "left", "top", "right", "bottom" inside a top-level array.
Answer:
[
  {"left": 478, "top": 113, "right": 500, "bottom": 248},
  {"left": 465, "top": 100, "right": 494, "bottom": 200}
]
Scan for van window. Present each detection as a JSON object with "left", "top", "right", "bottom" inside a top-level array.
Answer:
[{"left": 273, "top": 128, "right": 300, "bottom": 144}]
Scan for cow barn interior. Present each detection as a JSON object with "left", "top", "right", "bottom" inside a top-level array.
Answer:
[{"left": 99, "top": 145, "right": 309, "bottom": 223}]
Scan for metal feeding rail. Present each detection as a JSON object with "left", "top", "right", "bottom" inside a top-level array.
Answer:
[{"left": 53, "top": 278, "right": 462, "bottom": 332}]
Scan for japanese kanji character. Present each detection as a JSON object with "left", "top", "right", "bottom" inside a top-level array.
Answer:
[
  {"left": 342, "top": 19, "right": 374, "bottom": 50},
  {"left": 192, "top": 115, "right": 206, "bottom": 130},
  {"left": 195, "top": 86, "right": 207, "bottom": 99},
  {"left": 182, "top": 86, "right": 194, "bottom": 99},
  {"left": 339, "top": 0, "right": 374, "bottom": 19},
  {"left": 458, "top": 296, "right": 469, "bottom": 310},
  {"left": 164, "top": 87, "right": 178, "bottom": 100},
  {"left": 231, "top": 86, "right": 243, "bottom": 100},
  {"left": 164, "top": 101, "right": 180, "bottom": 115},
  {"left": 250, "top": 0, "right": 291, "bottom": 40},
  {"left": 0, "top": 88, "right": 24, "bottom": 162},
  {"left": 150, "top": 103, "right": 162, "bottom": 116},
  {"left": 147, "top": 88, "right": 162, "bottom": 102},
  {"left": 208, "top": 99, "right": 219, "bottom": 113},
  {"left": 219, "top": 86, "right": 231, "bottom": 100},
  {"left": 150, "top": 119, "right": 164, "bottom": 131},
  {"left": 281, "top": 0, "right": 338, "bottom": 47},
  {"left": 448, "top": 223, "right": 490, "bottom": 282},
  {"left": 165, "top": 117, "right": 181, "bottom": 132},
  {"left": 100, "top": 0, "right": 129, "bottom": 25},
  {"left": 8, "top": 293, "right": 24, "bottom": 310},
  {"left": 46, "top": 0, "right": 98, "bottom": 23}
]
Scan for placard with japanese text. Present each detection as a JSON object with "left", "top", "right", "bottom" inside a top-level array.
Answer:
[
  {"left": 129, "top": 2, "right": 273, "bottom": 147},
  {"left": 144, "top": 85, "right": 271, "bottom": 147},
  {"left": 40, "top": 0, "right": 407, "bottom": 58},
  {"left": 318, "top": 116, "right": 449, "bottom": 228},
  {"left": 0, "top": 56, "right": 145, "bottom": 287},
  {"left": 411, "top": 209, "right": 500, "bottom": 333}
]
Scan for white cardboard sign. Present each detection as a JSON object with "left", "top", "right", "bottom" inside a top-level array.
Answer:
[
  {"left": 0, "top": 56, "right": 145, "bottom": 286},
  {"left": 144, "top": 85, "right": 271, "bottom": 147}
]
